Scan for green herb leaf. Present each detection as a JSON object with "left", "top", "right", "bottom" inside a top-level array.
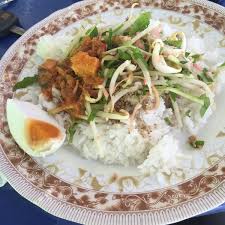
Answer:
[
  {"left": 170, "top": 92, "right": 177, "bottom": 101},
  {"left": 185, "top": 52, "right": 191, "bottom": 57},
  {"left": 164, "top": 117, "right": 173, "bottom": 126},
  {"left": 87, "top": 111, "right": 97, "bottom": 122},
  {"left": 103, "top": 28, "right": 113, "bottom": 49},
  {"left": 219, "top": 61, "right": 225, "bottom": 68},
  {"left": 191, "top": 140, "right": 205, "bottom": 149},
  {"left": 67, "top": 121, "right": 79, "bottom": 143},
  {"left": 86, "top": 26, "right": 98, "bottom": 38},
  {"left": 88, "top": 100, "right": 106, "bottom": 122},
  {"left": 189, "top": 136, "right": 204, "bottom": 149},
  {"left": 131, "top": 47, "right": 143, "bottom": 59},
  {"left": 99, "top": 69, "right": 105, "bottom": 78},
  {"left": 181, "top": 67, "right": 191, "bottom": 75},
  {"left": 105, "top": 60, "right": 122, "bottom": 68},
  {"left": 105, "top": 68, "right": 116, "bottom": 78},
  {"left": 199, "top": 94, "right": 210, "bottom": 117},
  {"left": 180, "top": 60, "right": 188, "bottom": 64},
  {"left": 99, "top": 68, "right": 115, "bottom": 78},
  {"left": 219, "top": 62, "right": 225, "bottom": 67},
  {"left": 164, "top": 39, "right": 182, "bottom": 48},
  {"left": 127, "top": 12, "right": 151, "bottom": 36},
  {"left": 161, "top": 86, "right": 204, "bottom": 105},
  {"left": 118, "top": 49, "right": 132, "bottom": 60},
  {"left": 13, "top": 75, "right": 38, "bottom": 91},
  {"left": 191, "top": 54, "right": 204, "bottom": 63},
  {"left": 197, "top": 68, "right": 213, "bottom": 84},
  {"left": 130, "top": 47, "right": 148, "bottom": 68}
]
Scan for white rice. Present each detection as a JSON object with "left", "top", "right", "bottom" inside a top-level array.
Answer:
[
  {"left": 71, "top": 98, "right": 172, "bottom": 166},
  {"left": 138, "top": 134, "right": 179, "bottom": 175},
  {"left": 72, "top": 122, "right": 149, "bottom": 166}
]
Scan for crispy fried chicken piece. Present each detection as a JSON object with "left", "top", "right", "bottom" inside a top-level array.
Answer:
[{"left": 71, "top": 51, "right": 103, "bottom": 86}]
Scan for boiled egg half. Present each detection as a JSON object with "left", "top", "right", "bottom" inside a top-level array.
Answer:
[{"left": 6, "top": 99, "right": 66, "bottom": 157}]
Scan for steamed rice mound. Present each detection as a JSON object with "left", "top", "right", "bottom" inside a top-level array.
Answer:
[{"left": 72, "top": 98, "right": 172, "bottom": 166}]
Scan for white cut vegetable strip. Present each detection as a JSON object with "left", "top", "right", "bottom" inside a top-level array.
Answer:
[
  {"left": 135, "top": 58, "right": 152, "bottom": 95},
  {"left": 152, "top": 39, "right": 182, "bottom": 74},
  {"left": 109, "top": 60, "right": 136, "bottom": 97},
  {"left": 90, "top": 120, "right": 103, "bottom": 157},
  {"left": 85, "top": 90, "right": 103, "bottom": 103},
  {"left": 97, "top": 111, "right": 130, "bottom": 120}
]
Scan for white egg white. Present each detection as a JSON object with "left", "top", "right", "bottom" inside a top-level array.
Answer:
[{"left": 6, "top": 99, "right": 66, "bottom": 157}]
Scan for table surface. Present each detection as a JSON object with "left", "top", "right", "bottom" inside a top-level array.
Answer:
[{"left": 0, "top": 0, "right": 225, "bottom": 224}]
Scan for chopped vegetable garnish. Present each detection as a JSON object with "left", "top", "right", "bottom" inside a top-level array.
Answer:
[
  {"left": 199, "top": 94, "right": 210, "bottom": 117},
  {"left": 170, "top": 92, "right": 177, "bottom": 102},
  {"left": 88, "top": 98, "right": 107, "bottom": 122},
  {"left": 181, "top": 67, "right": 191, "bottom": 75},
  {"left": 164, "top": 117, "right": 173, "bottom": 126},
  {"left": 67, "top": 121, "right": 78, "bottom": 143},
  {"left": 219, "top": 61, "right": 225, "bottom": 68},
  {"left": 164, "top": 39, "right": 182, "bottom": 48},
  {"left": 188, "top": 135, "right": 204, "bottom": 149},
  {"left": 185, "top": 52, "right": 191, "bottom": 57},
  {"left": 191, "top": 54, "right": 204, "bottom": 63},
  {"left": 180, "top": 60, "right": 188, "bottom": 64},
  {"left": 160, "top": 87, "right": 204, "bottom": 105},
  {"left": 197, "top": 68, "right": 213, "bottom": 84},
  {"left": 105, "top": 68, "right": 116, "bottom": 78},
  {"left": 103, "top": 28, "right": 113, "bottom": 49},
  {"left": 130, "top": 47, "right": 148, "bottom": 67},
  {"left": 13, "top": 75, "right": 38, "bottom": 91},
  {"left": 127, "top": 12, "right": 151, "bottom": 36},
  {"left": 86, "top": 26, "right": 98, "bottom": 38},
  {"left": 118, "top": 49, "right": 132, "bottom": 60}
]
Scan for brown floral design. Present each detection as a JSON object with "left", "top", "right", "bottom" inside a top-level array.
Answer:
[{"left": 0, "top": 0, "right": 225, "bottom": 225}]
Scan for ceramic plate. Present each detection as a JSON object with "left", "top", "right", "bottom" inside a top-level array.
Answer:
[{"left": 0, "top": 0, "right": 225, "bottom": 224}]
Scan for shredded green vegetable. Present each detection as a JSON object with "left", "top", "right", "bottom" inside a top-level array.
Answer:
[
  {"left": 86, "top": 26, "right": 98, "bottom": 38},
  {"left": 103, "top": 28, "right": 113, "bottom": 49},
  {"left": 197, "top": 68, "right": 213, "bottom": 84},
  {"left": 199, "top": 94, "right": 210, "bottom": 117},
  {"left": 118, "top": 49, "right": 132, "bottom": 60},
  {"left": 126, "top": 12, "right": 151, "bottom": 36},
  {"left": 67, "top": 121, "right": 79, "bottom": 143},
  {"left": 88, "top": 98, "right": 107, "bottom": 122},
  {"left": 219, "top": 61, "right": 225, "bottom": 68},
  {"left": 164, "top": 39, "right": 182, "bottom": 48},
  {"left": 162, "top": 87, "right": 204, "bottom": 105},
  {"left": 164, "top": 117, "right": 173, "bottom": 126},
  {"left": 191, "top": 54, "right": 204, "bottom": 63}
]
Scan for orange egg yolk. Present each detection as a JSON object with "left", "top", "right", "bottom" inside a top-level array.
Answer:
[{"left": 26, "top": 119, "right": 61, "bottom": 151}]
